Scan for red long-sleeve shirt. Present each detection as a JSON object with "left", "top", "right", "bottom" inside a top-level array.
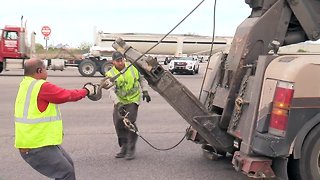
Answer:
[{"left": 37, "top": 82, "right": 87, "bottom": 112}]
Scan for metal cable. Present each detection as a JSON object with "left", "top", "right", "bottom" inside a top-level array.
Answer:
[{"left": 199, "top": 0, "right": 217, "bottom": 99}]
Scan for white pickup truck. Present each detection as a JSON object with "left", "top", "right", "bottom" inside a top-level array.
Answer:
[{"left": 168, "top": 57, "right": 200, "bottom": 75}]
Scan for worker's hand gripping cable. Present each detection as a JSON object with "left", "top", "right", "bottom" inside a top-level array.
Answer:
[
  {"left": 86, "top": 66, "right": 132, "bottom": 101},
  {"left": 85, "top": 74, "right": 119, "bottom": 101},
  {"left": 86, "top": 75, "right": 117, "bottom": 101}
]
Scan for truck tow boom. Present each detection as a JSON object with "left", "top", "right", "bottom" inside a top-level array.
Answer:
[{"left": 112, "top": 38, "right": 234, "bottom": 153}]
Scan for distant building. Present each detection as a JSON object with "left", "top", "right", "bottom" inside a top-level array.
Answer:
[{"left": 279, "top": 42, "right": 320, "bottom": 54}]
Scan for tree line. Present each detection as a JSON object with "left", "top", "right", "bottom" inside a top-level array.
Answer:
[{"left": 35, "top": 42, "right": 92, "bottom": 60}]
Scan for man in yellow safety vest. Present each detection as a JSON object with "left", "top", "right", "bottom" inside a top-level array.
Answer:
[
  {"left": 14, "top": 58, "right": 96, "bottom": 180},
  {"left": 104, "top": 51, "right": 151, "bottom": 160}
]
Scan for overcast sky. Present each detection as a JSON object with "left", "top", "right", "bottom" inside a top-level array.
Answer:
[{"left": 0, "top": 0, "right": 251, "bottom": 47}]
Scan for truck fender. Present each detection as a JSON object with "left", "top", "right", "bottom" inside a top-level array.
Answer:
[{"left": 292, "top": 113, "right": 320, "bottom": 159}]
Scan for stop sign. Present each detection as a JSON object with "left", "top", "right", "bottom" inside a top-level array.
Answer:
[{"left": 41, "top": 26, "right": 51, "bottom": 37}]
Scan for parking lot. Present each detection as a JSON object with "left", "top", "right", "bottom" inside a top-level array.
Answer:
[{"left": 0, "top": 63, "right": 249, "bottom": 180}]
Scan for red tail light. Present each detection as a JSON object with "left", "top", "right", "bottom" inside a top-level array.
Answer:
[{"left": 268, "top": 81, "right": 294, "bottom": 137}]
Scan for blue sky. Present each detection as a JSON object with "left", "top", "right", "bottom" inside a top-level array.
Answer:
[{"left": 0, "top": 0, "right": 251, "bottom": 47}]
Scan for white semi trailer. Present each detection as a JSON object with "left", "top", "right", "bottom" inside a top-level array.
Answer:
[
  {"left": 93, "top": 32, "right": 232, "bottom": 57},
  {"left": 76, "top": 32, "right": 232, "bottom": 77}
]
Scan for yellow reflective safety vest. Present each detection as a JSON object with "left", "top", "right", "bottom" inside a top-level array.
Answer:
[
  {"left": 106, "top": 63, "right": 141, "bottom": 104},
  {"left": 14, "top": 76, "right": 63, "bottom": 148}
]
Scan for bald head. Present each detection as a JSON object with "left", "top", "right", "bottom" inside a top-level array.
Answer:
[{"left": 24, "top": 58, "right": 45, "bottom": 76}]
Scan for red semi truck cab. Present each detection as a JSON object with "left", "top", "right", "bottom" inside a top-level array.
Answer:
[
  {"left": 0, "top": 25, "right": 30, "bottom": 73},
  {"left": 0, "top": 26, "right": 24, "bottom": 59}
]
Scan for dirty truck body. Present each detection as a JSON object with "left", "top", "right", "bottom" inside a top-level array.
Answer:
[{"left": 112, "top": 0, "right": 320, "bottom": 179}]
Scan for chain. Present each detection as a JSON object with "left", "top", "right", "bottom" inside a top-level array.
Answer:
[
  {"left": 231, "top": 67, "right": 252, "bottom": 130},
  {"left": 207, "top": 83, "right": 219, "bottom": 112},
  {"left": 206, "top": 54, "right": 228, "bottom": 112}
]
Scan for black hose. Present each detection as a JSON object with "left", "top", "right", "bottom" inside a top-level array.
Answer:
[{"left": 199, "top": 0, "right": 217, "bottom": 99}]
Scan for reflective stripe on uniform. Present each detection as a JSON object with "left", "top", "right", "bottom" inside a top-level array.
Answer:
[
  {"left": 110, "top": 69, "right": 116, "bottom": 76},
  {"left": 129, "top": 66, "right": 136, "bottom": 79}
]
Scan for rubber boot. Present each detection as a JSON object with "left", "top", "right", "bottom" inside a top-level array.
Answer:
[{"left": 115, "top": 144, "right": 127, "bottom": 158}]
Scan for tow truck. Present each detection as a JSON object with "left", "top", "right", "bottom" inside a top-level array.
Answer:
[{"left": 108, "top": 0, "right": 320, "bottom": 179}]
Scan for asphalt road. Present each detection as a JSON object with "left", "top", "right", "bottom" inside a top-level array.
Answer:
[{"left": 0, "top": 63, "right": 249, "bottom": 180}]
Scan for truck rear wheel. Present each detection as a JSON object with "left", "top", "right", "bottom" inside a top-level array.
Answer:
[
  {"left": 195, "top": 65, "right": 199, "bottom": 74},
  {"left": 0, "top": 62, "right": 3, "bottom": 73},
  {"left": 78, "top": 59, "right": 97, "bottom": 77},
  {"left": 99, "top": 61, "right": 113, "bottom": 76},
  {"left": 298, "top": 124, "right": 320, "bottom": 180}
]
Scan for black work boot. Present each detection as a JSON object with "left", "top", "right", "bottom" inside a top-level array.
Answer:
[
  {"left": 125, "top": 146, "right": 135, "bottom": 160},
  {"left": 115, "top": 144, "right": 127, "bottom": 158}
]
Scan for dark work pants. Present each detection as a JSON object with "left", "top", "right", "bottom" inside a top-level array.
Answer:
[
  {"left": 20, "top": 145, "right": 75, "bottom": 180},
  {"left": 113, "top": 103, "right": 139, "bottom": 151}
]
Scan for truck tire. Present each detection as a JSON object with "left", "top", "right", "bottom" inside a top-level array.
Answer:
[
  {"left": 0, "top": 62, "right": 3, "bottom": 73},
  {"left": 78, "top": 59, "right": 97, "bottom": 77},
  {"left": 298, "top": 123, "right": 320, "bottom": 180},
  {"left": 191, "top": 67, "right": 196, "bottom": 75},
  {"left": 99, "top": 61, "right": 113, "bottom": 76},
  {"left": 196, "top": 65, "right": 199, "bottom": 74}
]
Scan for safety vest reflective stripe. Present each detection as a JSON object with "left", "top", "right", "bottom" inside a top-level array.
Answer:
[
  {"left": 15, "top": 114, "right": 60, "bottom": 124},
  {"left": 110, "top": 69, "right": 116, "bottom": 76},
  {"left": 117, "top": 86, "right": 139, "bottom": 97},
  {"left": 14, "top": 79, "right": 61, "bottom": 124},
  {"left": 129, "top": 66, "right": 137, "bottom": 79}
]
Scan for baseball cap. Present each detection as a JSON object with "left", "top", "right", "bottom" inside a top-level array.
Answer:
[{"left": 112, "top": 52, "right": 124, "bottom": 61}]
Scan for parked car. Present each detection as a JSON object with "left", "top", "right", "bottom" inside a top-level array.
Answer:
[
  {"left": 191, "top": 55, "right": 204, "bottom": 63},
  {"left": 168, "top": 57, "right": 200, "bottom": 75}
]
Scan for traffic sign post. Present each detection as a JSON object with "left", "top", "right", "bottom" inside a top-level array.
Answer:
[{"left": 41, "top": 26, "right": 51, "bottom": 59}]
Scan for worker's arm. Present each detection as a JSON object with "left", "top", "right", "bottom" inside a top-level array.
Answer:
[
  {"left": 139, "top": 74, "right": 151, "bottom": 103},
  {"left": 139, "top": 74, "right": 148, "bottom": 92},
  {"left": 37, "top": 82, "right": 87, "bottom": 112}
]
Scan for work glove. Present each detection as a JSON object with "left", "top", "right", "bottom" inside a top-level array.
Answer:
[
  {"left": 83, "top": 82, "right": 96, "bottom": 96},
  {"left": 142, "top": 91, "right": 151, "bottom": 103},
  {"left": 100, "top": 77, "right": 114, "bottom": 90}
]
